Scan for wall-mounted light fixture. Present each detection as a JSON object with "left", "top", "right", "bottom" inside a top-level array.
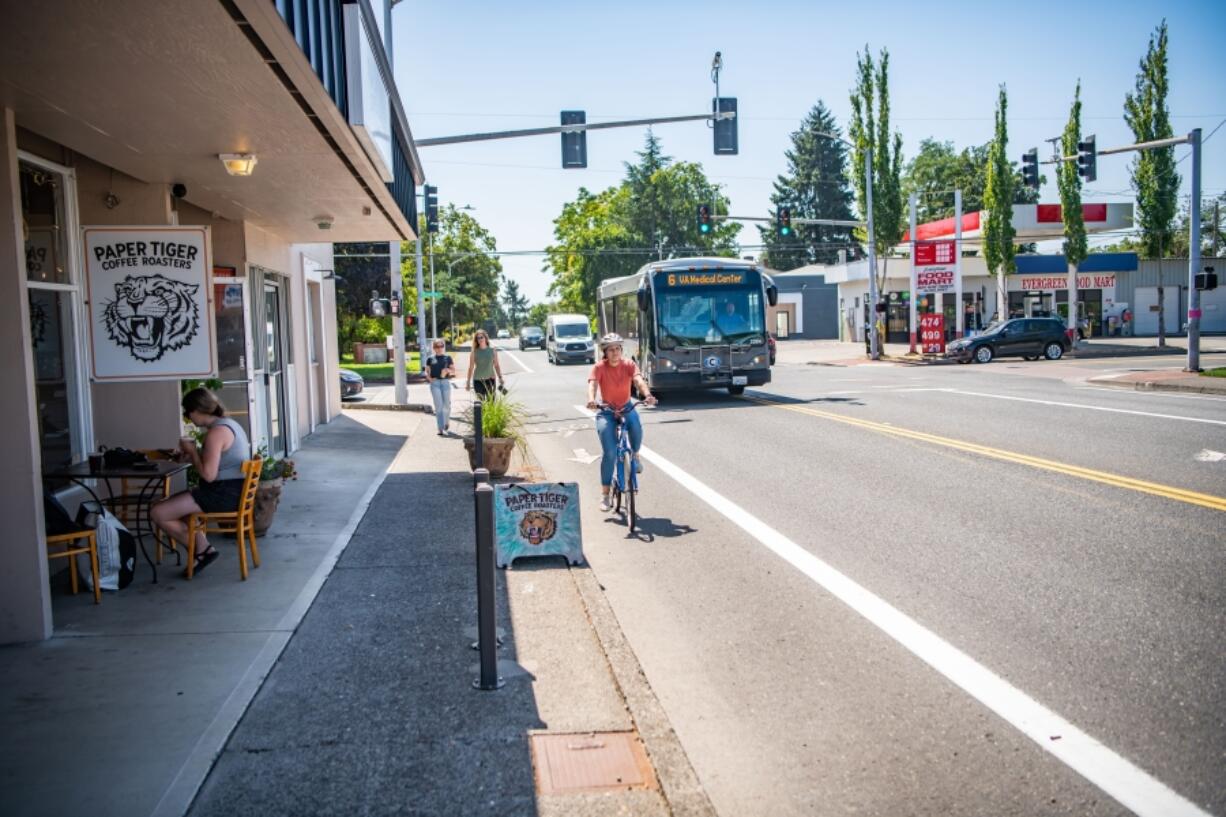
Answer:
[{"left": 219, "top": 153, "right": 258, "bottom": 176}]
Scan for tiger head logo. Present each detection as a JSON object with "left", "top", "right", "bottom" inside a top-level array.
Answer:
[
  {"left": 519, "top": 511, "right": 557, "bottom": 546},
  {"left": 103, "top": 274, "right": 200, "bottom": 362}
]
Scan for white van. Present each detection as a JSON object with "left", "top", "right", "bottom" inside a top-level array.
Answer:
[{"left": 545, "top": 313, "right": 595, "bottom": 364}]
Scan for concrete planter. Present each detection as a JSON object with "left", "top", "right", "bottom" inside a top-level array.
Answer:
[
  {"left": 462, "top": 437, "right": 516, "bottom": 477},
  {"left": 253, "top": 478, "right": 283, "bottom": 536}
]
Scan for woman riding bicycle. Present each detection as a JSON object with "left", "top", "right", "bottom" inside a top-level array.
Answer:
[{"left": 586, "top": 333, "right": 656, "bottom": 512}]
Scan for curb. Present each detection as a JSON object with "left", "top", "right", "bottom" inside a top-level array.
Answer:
[
  {"left": 341, "top": 401, "right": 433, "bottom": 413},
  {"left": 570, "top": 566, "right": 718, "bottom": 817},
  {"left": 1087, "top": 378, "right": 1226, "bottom": 396}
]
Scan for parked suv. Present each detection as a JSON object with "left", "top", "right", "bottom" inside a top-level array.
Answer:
[
  {"left": 519, "top": 325, "right": 545, "bottom": 350},
  {"left": 946, "top": 317, "right": 1071, "bottom": 364}
]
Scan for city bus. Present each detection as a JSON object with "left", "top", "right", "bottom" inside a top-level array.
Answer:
[{"left": 597, "top": 257, "right": 778, "bottom": 395}]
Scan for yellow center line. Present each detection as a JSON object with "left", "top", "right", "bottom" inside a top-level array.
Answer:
[{"left": 746, "top": 395, "right": 1226, "bottom": 513}]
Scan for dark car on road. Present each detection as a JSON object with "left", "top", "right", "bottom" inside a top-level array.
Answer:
[
  {"left": 945, "top": 317, "right": 1071, "bottom": 364},
  {"left": 519, "top": 325, "right": 545, "bottom": 350},
  {"left": 340, "top": 368, "right": 365, "bottom": 399}
]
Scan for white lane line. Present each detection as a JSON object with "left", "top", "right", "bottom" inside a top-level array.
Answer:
[
  {"left": 500, "top": 348, "right": 535, "bottom": 374},
  {"left": 573, "top": 407, "right": 1207, "bottom": 817},
  {"left": 934, "top": 389, "right": 1226, "bottom": 426}
]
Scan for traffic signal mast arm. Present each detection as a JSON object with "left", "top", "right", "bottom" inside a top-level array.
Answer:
[
  {"left": 415, "top": 111, "right": 735, "bottom": 147},
  {"left": 716, "top": 215, "right": 865, "bottom": 227}
]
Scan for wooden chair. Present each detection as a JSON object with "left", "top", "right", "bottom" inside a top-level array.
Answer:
[
  {"left": 47, "top": 530, "right": 101, "bottom": 604},
  {"left": 185, "top": 459, "right": 262, "bottom": 580}
]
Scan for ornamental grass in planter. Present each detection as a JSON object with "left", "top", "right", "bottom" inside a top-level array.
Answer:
[
  {"left": 252, "top": 447, "right": 297, "bottom": 536},
  {"left": 461, "top": 390, "right": 528, "bottom": 477}
]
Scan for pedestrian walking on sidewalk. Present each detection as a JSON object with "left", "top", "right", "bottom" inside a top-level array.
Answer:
[
  {"left": 424, "top": 339, "right": 456, "bottom": 435},
  {"left": 466, "top": 329, "right": 504, "bottom": 399}
]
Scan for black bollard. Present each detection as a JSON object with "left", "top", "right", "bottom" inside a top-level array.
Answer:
[
  {"left": 473, "top": 400, "right": 484, "bottom": 469},
  {"left": 473, "top": 476, "right": 502, "bottom": 690}
]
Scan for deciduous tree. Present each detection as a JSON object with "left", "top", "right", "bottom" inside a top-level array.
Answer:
[{"left": 983, "top": 86, "right": 1017, "bottom": 321}]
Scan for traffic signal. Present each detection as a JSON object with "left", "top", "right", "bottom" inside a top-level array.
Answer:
[
  {"left": 1195, "top": 266, "right": 1218, "bottom": 291},
  {"left": 697, "top": 204, "right": 713, "bottom": 234},
  {"left": 1077, "top": 135, "right": 1097, "bottom": 183},
  {"left": 424, "top": 185, "right": 439, "bottom": 233},
  {"left": 713, "top": 97, "right": 738, "bottom": 155},
  {"left": 561, "top": 110, "right": 587, "bottom": 169},
  {"left": 1021, "top": 149, "right": 1040, "bottom": 189},
  {"left": 777, "top": 206, "right": 792, "bottom": 238}
]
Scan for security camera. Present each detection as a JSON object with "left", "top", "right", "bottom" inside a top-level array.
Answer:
[
  {"left": 171, "top": 183, "right": 187, "bottom": 199},
  {"left": 314, "top": 216, "right": 333, "bottom": 230}
]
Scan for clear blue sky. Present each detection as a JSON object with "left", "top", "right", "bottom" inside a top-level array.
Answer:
[{"left": 392, "top": 0, "right": 1226, "bottom": 305}]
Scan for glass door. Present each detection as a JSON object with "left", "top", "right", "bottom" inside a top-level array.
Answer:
[
  {"left": 263, "top": 280, "right": 288, "bottom": 458},
  {"left": 212, "top": 277, "right": 255, "bottom": 438}
]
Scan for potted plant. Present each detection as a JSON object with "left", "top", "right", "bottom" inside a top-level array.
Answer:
[
  {"left": 252, "top": 446, "right": 297, "bottom": 535},
  {"left": 461, "top": 390, "right": 527, "bottom": 477}
]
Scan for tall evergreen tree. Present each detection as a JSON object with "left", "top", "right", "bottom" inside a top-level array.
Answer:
[
  {"left": 1058, "top": 82, "right": 1088, "bottom": 339},
  {"left": 758, "top": 101, "right": 856, "bottom": 270},
  {"left": 982, "top": 86, "right": 1017, "bottom": 321},
  {"left": 1124, "top": 20, "right": 1178, "bottom": 345},
  {"left": 848, "top": 45, "right": 905, "bottom": 340},
  {"left": 502, "top": 279, "right": 529, "bottom": 329}
]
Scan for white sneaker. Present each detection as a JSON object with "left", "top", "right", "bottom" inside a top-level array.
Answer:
[{"left": 600, "top": 495, "right": 612, "bottom": 512}]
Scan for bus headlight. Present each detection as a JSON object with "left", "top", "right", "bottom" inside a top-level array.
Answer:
[
  {"left": 659, "top": 358, "right": 675, "bottom": 369},
  {"left": 751, "top": 356, "right": 762, "bottom": 365}
]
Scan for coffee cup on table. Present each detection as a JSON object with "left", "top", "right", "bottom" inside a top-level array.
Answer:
[{"left": 88, "top": 453, "right": 104, "bottom": 473}]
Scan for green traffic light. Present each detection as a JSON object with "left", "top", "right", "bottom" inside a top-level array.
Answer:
[
  {"left": 780, "top": 227, "right": 791, "bottom": 237},
  {"left": 700, "top": 223, "right": 711, "bottom": 234}
]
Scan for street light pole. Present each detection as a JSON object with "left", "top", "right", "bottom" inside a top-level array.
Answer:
[
  {"left": 429, "top": 233, "right": 438, "bottom": 340},
  {"left": 865, "top": 146, "right": 880, "bottom": 360},
  {"left": 1188, "top": 127, "right": 1203, "bottom": 372}
]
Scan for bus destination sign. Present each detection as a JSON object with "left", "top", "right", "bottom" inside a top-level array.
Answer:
[{"left": 663, "top": 271, "right": 746, "bottom": 287}]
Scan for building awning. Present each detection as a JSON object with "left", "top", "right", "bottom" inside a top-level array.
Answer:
[{"left": 0, "top": 0, "right": 415, "bottom": 241}]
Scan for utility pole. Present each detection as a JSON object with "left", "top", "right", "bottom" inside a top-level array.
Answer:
[
  {"left": 1187, "top": 128, "right": 1203, "bottom": 372},
  {"left": 429, "top": 233, "right": 438, "bottom": 339},
  {"left": 1213, "top": 198, "right": 1220, "bottom": 257},
  {"left": 955, "top": 189, "right": 964, "bottom": 338},
  {"left": 415, "top": 218, "right": 427, "bottom": 362},
  {"left": 908, "top": 193, "right": 917, "bottom": 353},
  {"left": 385, "top": 1, "right": 407, "bottom": 405},
  {"left": 865, "top": 146, "right": 880, "bottom": 360},
  {"left": 710, "top": 52, "right": 721, "bottom": 231}
]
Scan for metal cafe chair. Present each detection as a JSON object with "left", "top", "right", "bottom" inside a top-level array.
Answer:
[{"left": 184, "top": 459, "right": 262, "bottom": 580}]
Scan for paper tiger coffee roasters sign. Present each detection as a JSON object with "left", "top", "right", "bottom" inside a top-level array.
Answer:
[
  {"left": 495, "top": 483, "right": 584, "bottom": 568},
  {"left": 83, "top": 226, "right": 216, "bottom": 381}
]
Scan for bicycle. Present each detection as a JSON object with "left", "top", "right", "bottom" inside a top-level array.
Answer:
[{"left": 597, "top": 400, "right": 646, "bottom": 532}]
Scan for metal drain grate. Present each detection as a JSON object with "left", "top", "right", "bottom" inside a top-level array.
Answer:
[{"left": 531, "top": 731, "right": 658, "bottom": 795}]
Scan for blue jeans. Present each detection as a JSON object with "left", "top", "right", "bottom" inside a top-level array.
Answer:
[
  {"left": 595, "top": 404, "right": 642, "bottom": 487},
  {"left": 429, "top": 379, "right": 452, "bottom": 431}
]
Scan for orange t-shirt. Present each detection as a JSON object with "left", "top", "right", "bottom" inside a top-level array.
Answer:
[{"left": 589, "top": 359, "right": 638, "bottom": 407}]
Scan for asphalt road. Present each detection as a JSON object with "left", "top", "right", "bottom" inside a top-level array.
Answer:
[{"left": 491, "top": 339, "right": 1226, "bottom": 817}]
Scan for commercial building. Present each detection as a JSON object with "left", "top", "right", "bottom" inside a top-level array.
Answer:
[
  {"left": 764, "top": 266, "right": 839, "bottom": 339},
  {"left": 1, "top": 0, "right": 423, "bottom": 644}
]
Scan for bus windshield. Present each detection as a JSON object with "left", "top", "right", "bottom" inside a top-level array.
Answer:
[{"left": 654, "top": 279, "right": 765, "bottom": 347}]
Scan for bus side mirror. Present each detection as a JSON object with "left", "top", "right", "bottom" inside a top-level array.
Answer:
[
  {"left": 766, "top": 284, "right": 779, "bottom": 307},
  {"left": 637, "top": 287, "right": 650, "bottom": 312}
]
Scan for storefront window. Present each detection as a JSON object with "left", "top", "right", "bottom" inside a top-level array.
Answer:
[
  {"left": 21, "top": 163, "right": 69, "bottom": 284},
  {"left": 22, "top": 157, "right": 87, "bottom": 469}
]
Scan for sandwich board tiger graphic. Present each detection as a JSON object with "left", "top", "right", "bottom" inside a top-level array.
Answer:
[
  {"left": 103, "top": 274, "right": 200, "bottom": 363},
  {"left": 519, "top": 511, "right": 557, "bottom": 546}
]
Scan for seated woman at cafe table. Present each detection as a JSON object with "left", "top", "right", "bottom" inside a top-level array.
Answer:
[{"left": 151, "top": 387, "right": 251, "bottom": 577}]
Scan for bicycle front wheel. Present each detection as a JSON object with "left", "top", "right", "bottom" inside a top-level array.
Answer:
[{"left": 621, "top": 450, "right": 636, "bottom": 531}]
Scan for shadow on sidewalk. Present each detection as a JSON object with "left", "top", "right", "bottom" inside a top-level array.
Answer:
[{"left": 188, "top": 470, "right": 545, "bottom": 817}]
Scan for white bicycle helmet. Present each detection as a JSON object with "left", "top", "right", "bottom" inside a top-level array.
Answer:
[{"left": 599, "top": 332, "right": 624, "bottom": 348}]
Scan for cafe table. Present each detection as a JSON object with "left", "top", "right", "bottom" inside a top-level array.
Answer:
[{"left": 43, "top": 459, "right": 190, "bottom": 583}]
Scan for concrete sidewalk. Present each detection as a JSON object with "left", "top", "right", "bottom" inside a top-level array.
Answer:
[
  {"left": 3, "top": 405, "right": 711, "bottom": 816},
  {"left": 778, "top": 337, "right": 1226, "bottom": 367},
  {"left": 0, "top": 413, "right": 409, "bottom": 817},
  {"left": 185, "top": 412, "right": 703, "bottom": 817}
]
